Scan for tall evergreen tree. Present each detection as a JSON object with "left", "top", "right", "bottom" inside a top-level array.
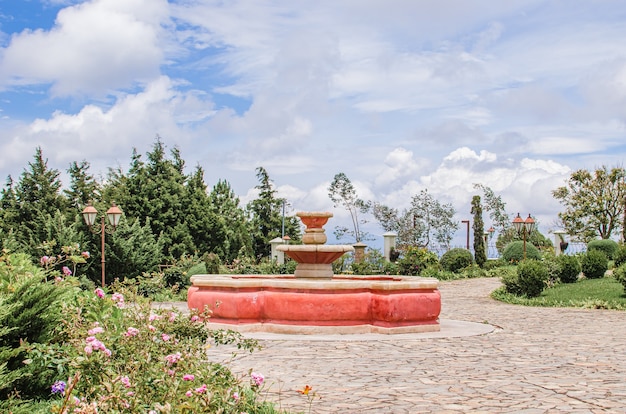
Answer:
[
  {"left": 65, "top": 160, "right": 100, "bottom": 211},
  {"left": 209, "top": 179, "right": 252, "bottom": 262},
  {"left": 471, "top": 195, "right": 487, "bottom": 267},
  {"left": 13, "top": 148, "right": 67, "bottom": 251},
  {"left": 246, "top": 167, "right": 300, "bottom": 260}
]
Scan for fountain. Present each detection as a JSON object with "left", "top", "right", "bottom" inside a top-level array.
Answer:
[{"left": 188, "top": 212, "right": 441, "bottom": 334}]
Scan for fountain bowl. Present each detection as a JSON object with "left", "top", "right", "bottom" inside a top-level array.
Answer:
[{"left": 188, "top": 274, "right": 440, "bottom": 334}]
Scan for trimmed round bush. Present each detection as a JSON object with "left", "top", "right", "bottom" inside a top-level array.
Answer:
[
  {"left": 501, "top": 241, "right": 541, "bottom": 264},
  {"left": 556, "top": 254, "right": 581, "bottom": 283},
  {"left": 502, "top": 259, "right": 548, "bottom": 297},
  {"left": 440, "top": 248, "right": 473, "bottom": 272},
  {"left": 613, "top": 244, "right": 626, "bottom": 268},
  {"left": 397, "top": 246, "right": 440, "bottom": 276},
  {"left": 587, "top": 239, "right": 619, "bottom": 260},
  {"left": 581, "top": 249, "right": 608, "bottom": 279}
]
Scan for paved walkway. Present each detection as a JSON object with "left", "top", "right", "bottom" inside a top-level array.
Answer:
[{"left": 200, "top": 278, "right": 626, "bottom": 413}]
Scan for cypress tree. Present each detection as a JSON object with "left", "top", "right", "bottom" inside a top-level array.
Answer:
[{"left": 471, "top": 195, "right": 487, "bottom": 267}]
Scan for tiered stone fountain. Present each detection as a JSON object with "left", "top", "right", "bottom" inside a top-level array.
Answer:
[{"left": 188, "top": 212, "right": 441, "bottom": 334}]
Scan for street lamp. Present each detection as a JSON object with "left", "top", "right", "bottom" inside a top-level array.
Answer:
[
  {"left": 82, "top": 201, "right": 123, "bottom": 288},
  {"left": 461, "top": 220, "right": 470, "bottom": 250},
  {"left": 483, "top": 227, "right": 495, "bottom": 258},
  {"left": 513, "top": 213, "right": 535, "bottom": 260}
]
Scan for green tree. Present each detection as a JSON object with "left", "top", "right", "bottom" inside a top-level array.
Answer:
[
  {"left": 117, "top": 140, "right": 193, "bottom": 259},
  {"left": 471, "top": 195, "right": 487, "bottom": 267},
  {"left": 328, "top": 172, "right": 371, "bottom": 242},
  {"left": 552, "top": 166, "right": 626, "bottom": 242},
  {"left": 185, "top": 165, "right": 226, "bottom": 257},
  {"left": 12, "top": 148, "right": 67, "bottom": 252},
  {"left": 246, "top": 167, "right": 300, "bottom": 260},
  {"left": 473, "top": 184, "right": 509, "bottom": 233},
  {"left": 209, "top": 179, "right": 252, "bottom": 262},
  {"left": 65, "top": 160, "right": 100, "bottom": 212},
  {"left": 372, "top": 190, "right": 457, "bottom": 249}
]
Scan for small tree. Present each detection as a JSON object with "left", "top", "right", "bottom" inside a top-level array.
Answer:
[{"left": 328, "top": 173, "right": 371, "bottom": 243}]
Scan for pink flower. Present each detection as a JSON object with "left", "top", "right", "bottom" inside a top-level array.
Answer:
[
  {"left": 183, "top": 374, "right": 195, "bottom": 381},
  {"left": 124, "top": 327, "right": 140, "bottom": 337},
  {"left": 165, "top": 352, "right": 182, "bottom": 366},
  {"left": 62, "top": 266, "right": 72, "bottom": 276},
  {"left": 111, "top": 293, "right": 125, "bottom": 308},
  {"left": 94, "top": 288, "right": 105, "bottom": 298},
  {"left": 149, "top": 314, "right": 160, "bottom": 321},
  {"left": 148, "top": 325, "right": 156, "bottom": 332},
  {"left": 169, "top": 312, "right": 177, "bottom": 322},
  {"left": 168, "top": 369, "right": 175, "bottom": 377},
  {"left": 185, "top": 390, "right": 193, "bottom": 397},
  {"left": 84, "top": 345, "right": 93, "bottom": 355},
  {"left": 40, "top": 256, "right": 50, "bottom": 266},
  {"left": 190, "top": 315, "right": 200, "bottom": 323},
  {"left": 232, "top": 391, "right": 240, "bottom": 401},
  {"left": 120, "top": 376, "right": 131, "bottom": 388},
  {"left": 81, "top": 251, "right": 90, "bottom": 259},
  {"left": 195, "top": 384, "right": 208, "bottom": 394},
  {"left": 251, "top": 372, "right": 264, "bottom": 387},
  {"left": 161, "top": 333, "right": 171, "bottom": 342},
  {"left": 88, "top": 326, "right": 104, "bottom": 335}
]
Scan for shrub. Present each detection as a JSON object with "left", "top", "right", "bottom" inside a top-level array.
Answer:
[
  {"left": 613, "top": 244, "right": 626, "bottom": 268},
  {"left": 502, "top": 259, "right": 548, "bottom": 297},
  {"left": 587, "top": 239, "right": 619, "bottom": 260},
  {"left": 483, "top": 259, "right": 506, "bottom": 270},
  {"left": 613, "top": 263, "right": 626, "bottom": 291},
  {"left": 203, "top": 252, "right": 221, "bottom": 274},
  {"left": 440, "top": 248, "right": 473, "bottom": 273},
  {"left": 556, "top": 254, "right": 581, "bottom": 283},
  {"left": 0, "top": 253, "right": 74, "bottom": 400},
  {"left": 581, "top": 249, "right": 608, "bottom": 279},
  {"left": 501, "top": 241, "right": 541, "bottom": 264},
  {"left": 397, "top": 246, "right": 440, "bottom": 276}
]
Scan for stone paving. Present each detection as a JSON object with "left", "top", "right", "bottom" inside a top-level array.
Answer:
[{"left": 201, "top": 278, "right": 626, "bottom": 413}]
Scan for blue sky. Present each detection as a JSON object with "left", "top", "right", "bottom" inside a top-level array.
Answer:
[{"left": 1, "top": 0, "right": 626, "bottom": 248}]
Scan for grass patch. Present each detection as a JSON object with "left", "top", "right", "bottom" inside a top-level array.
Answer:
[{"left": 492, "top": 276, "right": 626, "bottom": 310}]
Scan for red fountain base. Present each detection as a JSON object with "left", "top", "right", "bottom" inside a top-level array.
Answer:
[{"left": 188, "top": 274, "right": 441, "bottom": 334}]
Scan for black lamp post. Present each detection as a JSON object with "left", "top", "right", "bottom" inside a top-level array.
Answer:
[
  {"left": 513, "top": 213, "right": 535, "bottom": 260},
  {"left": 82, "top": 201, "right": 123, "bottom": 288}
]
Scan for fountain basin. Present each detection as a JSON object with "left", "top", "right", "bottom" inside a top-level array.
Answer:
[
  {"left": 188, "top": 274, "right": 441, "bottom": 334},
  {"left": 276, "top": 244, "right": 354, "bottom": 278}
]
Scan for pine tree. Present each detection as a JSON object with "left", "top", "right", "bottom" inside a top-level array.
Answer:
[
  {"left": 13, "top": 148, "right": 67, "bottom": 251},
  {"left": 65, "top": 160, "right": 100, "bottom": 211},
  {"left": 246, "top": 167, "right": 300, "bottom": 260},
  {"left": 209, "top": 179, "right": 252, "bottom": 262}
]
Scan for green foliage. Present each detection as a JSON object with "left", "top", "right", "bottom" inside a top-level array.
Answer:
[
  {"left": 372, "top": 189, "right": 457, "bottom": 250},
  {"left": 350, "top": 248, "right": 396, "bottom": 275},
  {"left": 493, "top": 277, "right": 626, "bottom": 310},
  {"left": 471, "top": 195, "right": 487, "bottom": 267},
  {"left": 501, "top": 241, "right": 541, "bottom": 263},
  {"left": 440, "top": 248, "right": 473, "bottom": 273},
  {"left": 552, "top": 165, "right": 626, "bottom": 242},
  {"left": 397, "top": 246, "right": 439, "bottom": 276},
  {"left": 8, "top": 283, "right": 279, "bottom": 413},
  {"left": 203, "top": 252, "right": 221, "bottom": 274},
  {"left": 328, "top": 172, "right": 371, "bottom": 243},
  {"left": 496, "top": 226, "right": 552, "bottom": 255},
  {"left": 247, "top": 167, "right": 301, "bottom": 260},
  {"left": 502, "top": 259, "right": 549, "bottom": 297},
  {"left": 483, "top": 259, "right": 506, "bottom": 270},
  {"left": 556, "top": 254, "right": 581, "bottom": 283},
  {"left": 0, "top": 253, "right": 74, "bottom": 399},
  {"left": 612, "top": 263, "right": 626, "bottom": 291},
  {"left": 587, "top": 239, "right": 619, "bottom": 260},
  {"left": 104, "top": 217, "right": 163, "bottom": 284},
  {"left": 581, "top": 249, "right": 608, "bottom": 279},
  {"left": 614, "top": 244, "right": 626, "bottom": 268}
]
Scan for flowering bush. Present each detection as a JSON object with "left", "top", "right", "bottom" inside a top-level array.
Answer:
[{"left": 34, "top": 283, "right": 282, "bottom": 413}]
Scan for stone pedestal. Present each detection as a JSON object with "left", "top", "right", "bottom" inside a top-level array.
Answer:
[{"left": 383, "top": 232, "right": 397, "bottom": 262}]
